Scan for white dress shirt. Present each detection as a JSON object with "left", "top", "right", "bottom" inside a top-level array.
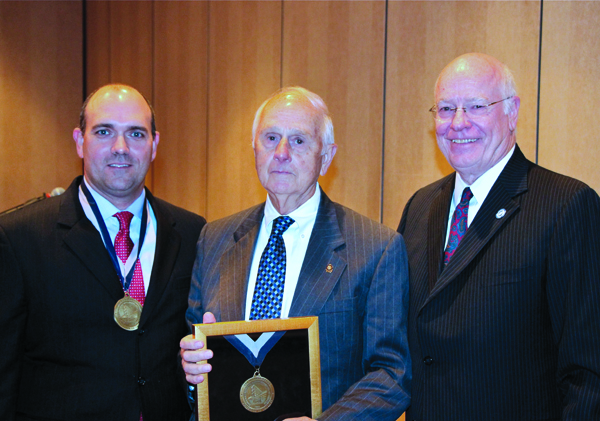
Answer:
[
  {"left": 244, "top": 184, "right": 321, "bottom": 320},
  {"left": 79, "top": 178, "right": 157, "bottom": 294},
  {"left": 445, "top": 146, "right": 515, "bottom": 247}
]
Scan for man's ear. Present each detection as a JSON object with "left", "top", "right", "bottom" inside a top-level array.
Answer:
[
  {"left": 73, "top": 127, "right": 84, "bottom": 159},
  {"left": 320, "top": 143, "right": 337, "bottom": 176},
  {"left": 151, "top": 131, "right": 160, "bottom": 162},
  {"left": 508, "top": 96, "right": 520, "bottom": 132}
]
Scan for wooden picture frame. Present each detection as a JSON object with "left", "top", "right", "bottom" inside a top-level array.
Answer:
[{"left": 194, "top": 316, "right": 322, "bottom": 421}]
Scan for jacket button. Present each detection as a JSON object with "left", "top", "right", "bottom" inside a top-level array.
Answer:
[
  {"left": 138, "top": 329, "right": 145, "bottom": 335},
  {"left": 138, "top": 377, "right": 146, "bottom": 386},
  {"left": 423, "top": 356, "right": 434, "bottom": 365}
]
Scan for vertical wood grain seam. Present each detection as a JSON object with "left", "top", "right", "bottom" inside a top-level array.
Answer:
[
  {"left": 535, "top": 0, "right": 544, "bottom": 165},
  {"left": 380, "top": 0, "right": 389, "bottom": 224},
  {"left": 280, "top": 0, "right": 284, "bottom": 89},
  {"left": 205, "top": 1, "right": 212, "bottom": 218}
]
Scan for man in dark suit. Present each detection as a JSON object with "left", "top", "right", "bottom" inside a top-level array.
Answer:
[
  {"left": 398, "top": 53, "right": 600, "bottom": 420},
  {"left": 181, "top": 87, "right": 410, "bottom": 420},
  {"left": 0, "top": 84, "right": 206, "bottom": 421}
]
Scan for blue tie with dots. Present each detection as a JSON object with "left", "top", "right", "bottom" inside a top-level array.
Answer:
[{"left": 250, "top": 216, "right": 295, "bottom": 320}]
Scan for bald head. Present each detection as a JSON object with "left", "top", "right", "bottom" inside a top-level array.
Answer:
[
  {"left": 252, "top": 86, "right": 334, "bottom": 152},
  {"left": 436, "top": 53, "right": 517, "bottom": 114},
  {"left": 80, "top": 84, "right": 156, "bottom": 139}
]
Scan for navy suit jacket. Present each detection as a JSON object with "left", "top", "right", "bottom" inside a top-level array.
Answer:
[
  {"left": 398, "top": 146, "right": 600, "bottom": 420},
  {"left": 187, "top": 190, "right": 411, "bottom": 420},
  {"left": 0, "top": 176, "right": 206, "bottom": 421}
]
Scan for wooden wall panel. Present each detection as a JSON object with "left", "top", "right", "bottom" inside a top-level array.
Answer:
[
  {"left": 282, "top": 0, "right": 386, "bottom": 221},
  {"left": 382, "top": 1, "right": 541, "bottom": 228},
  {"left": 153, "top": 2, "right": 208, "bottom": 216},
  {"left": 0, "top": 1, "right": 82, "bottom": 212},
  {"left": 85, "top": 1, "right": 111, "bottom": 91},
  {"left": 206, "top": 1, "right": 282, "bottom": 221},
  {"left": 538, "top": 1, "right": 600, "bottom": 194}
]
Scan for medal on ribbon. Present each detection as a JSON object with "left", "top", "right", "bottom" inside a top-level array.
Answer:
[
  {"left": 225, "top": 331, "right": 286, "bottom": 413},
  {"left": 81, "top": 182, "right": 148, "bottom": 330}
]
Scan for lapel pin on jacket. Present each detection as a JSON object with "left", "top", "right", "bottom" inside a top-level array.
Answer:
[
  {"left": 496, "top": 209, "right": 507, "bottom": 219},
  {"left": 326, "top": 263, "right": 333, "bottom": 273}
]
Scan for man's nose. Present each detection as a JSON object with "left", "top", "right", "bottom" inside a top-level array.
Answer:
[
  {"left": 274, "top": 139, "right": 291, "bottom": 161},
  {"left": 450, "top": 108, "right": 472, "bottom": 131},
  {"left": 111, "top": 134, "right": 130, "bottom": 154}
]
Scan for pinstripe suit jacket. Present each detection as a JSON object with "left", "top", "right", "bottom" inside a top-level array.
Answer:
[
  {"left": 0, "top": 176, "right": 205, "bottom": 421},
  {"left": 186, "top": 190, "right": 411, "bottom": 420},
  {"left": 398, "top": 146, "right": 600, "bottom": 420}
]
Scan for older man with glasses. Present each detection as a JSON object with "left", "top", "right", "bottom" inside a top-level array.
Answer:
[{"left": 398, "top": 52, "right": 600, "bottom": 420}]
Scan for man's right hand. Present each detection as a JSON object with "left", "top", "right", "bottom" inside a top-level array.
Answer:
[{"left": 180, "top": 312, "right": 216, "bottom": 384}]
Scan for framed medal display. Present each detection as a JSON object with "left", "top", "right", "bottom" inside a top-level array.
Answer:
[{"left": 194, "top": 317, "right": 322, "bottom": 421}]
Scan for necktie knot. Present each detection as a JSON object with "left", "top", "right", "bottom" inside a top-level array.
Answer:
[
  {"left": 114, "top": 211, "right": 134, "bottom": 234},
  {"left": 114, "top": 211, "right": 134, "bottom": 263},
  {"left": 460, "top": 187, "right": 474, "bottom": 205},
  {"left": 272, "top": 216, "right": 294, "bottom": 237}
]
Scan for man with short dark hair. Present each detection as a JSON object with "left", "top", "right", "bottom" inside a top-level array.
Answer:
[
  {"left": 399, "top": 53, "right": 600, "bottom": 420},
  {"left": 0, "top": 84, "right": 206, "bottom": 421},
  {"left": 181, "top": 87, "right": 411, "bottom": 420}
]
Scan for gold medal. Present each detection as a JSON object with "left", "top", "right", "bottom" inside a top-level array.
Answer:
[
  {"left": 114, "top": 293, "right": 142, "bottom": 331},
  {"left": 240, "top": 370, "right": 275, "bottom": 413}
]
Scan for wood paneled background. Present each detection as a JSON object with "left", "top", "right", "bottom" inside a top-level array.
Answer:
[
  {"left": 2, "top": 1, "right": 600, "bottom": 419},
  {"left": 3, "top": 0, "right": 600, "bottom": 230}
]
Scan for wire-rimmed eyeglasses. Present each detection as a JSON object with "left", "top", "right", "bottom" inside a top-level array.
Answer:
[{"left": 429, "top": 96, "right": 514, "bottom": 120}]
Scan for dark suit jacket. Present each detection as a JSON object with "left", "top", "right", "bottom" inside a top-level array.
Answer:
[
  {"left": 398, "top": 146, "right": 600, "bottom": 420},
  {"left": 186, "top": 190, "right": 411, "bottom": 420},
  {"left": 0, "top": 176, "right": 206, "bottom": 421}
]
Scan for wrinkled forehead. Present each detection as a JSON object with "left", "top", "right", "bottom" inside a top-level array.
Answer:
[
  {"left": 435, "top": 58, "right": 502, "bottom": 103},
  {"left": 260, "top": 94, "right": 322, "bottom": 135}
]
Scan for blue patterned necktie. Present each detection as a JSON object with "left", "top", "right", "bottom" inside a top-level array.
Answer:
[
  {"left": 443, "top": 187, "right": 473, "bottom": 266},
  {"left": 250, "top": 216, "right": 295, "bottom": 320}
]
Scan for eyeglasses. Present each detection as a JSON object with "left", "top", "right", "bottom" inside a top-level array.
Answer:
[{"left": 429, "top": 96, "right": 513, "bottom": 120}]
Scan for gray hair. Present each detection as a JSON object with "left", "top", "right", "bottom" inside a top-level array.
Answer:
[
  {"left": 251, "top": 86, "right": 334, "bottom": 153},
  {"left": 498, "top": 62, "right": 517, "bottom": 114}
]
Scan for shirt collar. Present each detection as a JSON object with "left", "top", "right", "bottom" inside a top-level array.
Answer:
[
  {"left": 82, "top": 177, "right": 146, "bottom": 222},
  {"left": 263, "top": 182, "right": 321, "bottom": 232},
  {"left": 454, "top": 145, "right": 515, "bottom": 206}
]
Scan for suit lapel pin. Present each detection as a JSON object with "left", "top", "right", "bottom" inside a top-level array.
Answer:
[
  {"left": 496, "top": 209, "right": 506, "bottom": 219},
  {"left": 326, "top": 263, "right": 333, "bottom": 273}
]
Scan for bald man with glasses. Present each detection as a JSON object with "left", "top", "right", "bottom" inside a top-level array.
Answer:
[{"left": 398, "top": 53, "right": 600, "bottom": 420}]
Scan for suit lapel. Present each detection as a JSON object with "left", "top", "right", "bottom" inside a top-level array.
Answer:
[
  {"left": 423, "top": 146, "right": 530, "bottom": 307},
  {"left": 140, "top": 192, "right": 180, "bottom": 326},
  {"left": 290, "top": 191, "right": 346, "bottom": 317},
  {"left": 219, "top": 205, "right": 264, "bottom": 322},
  {"left": 427, "top": 176, "right": 454, "bottom": 292},
  {"left": 59, "top": 177, "right": 124, "bottom": 301}
]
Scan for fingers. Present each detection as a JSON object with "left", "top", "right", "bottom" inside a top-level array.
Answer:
[
  {"left": 181, "top": 312, "right": 217, "bottom": 385},
  {"left": 203, "top": 311, "right": 217, "bottom": 324},
  {"left": 183, "top": 358, "right": 212, "bottom": 384}
]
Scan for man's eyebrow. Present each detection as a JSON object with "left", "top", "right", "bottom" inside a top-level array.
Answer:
[
  {"left": 261, "top": 127, "right": 310, "bottom": 136},
  {"left": 90, "top": 123, "right": 148, "bottom": 133},
  {"left": 91, "top": 123, "right": 115, "bottom": 131},
  {"left": 438, "top": 96, "right": 488, "bottom": 104},
  {"left": 127, "top": 125, "right": 149, "bottom": 133}
]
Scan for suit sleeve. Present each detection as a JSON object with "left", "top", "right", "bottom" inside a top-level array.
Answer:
[
  {"left": 549, "top": 186, "right": 600, "bottom": 419},
  {"left": 185, "top": 223, "right": 208, "bottom": 330},
  {"left": 319, "top": 232, "right": 411, "bottom": 420},
  {"left": 0, "top": 224, "right": 26, "bottom": 421}
]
